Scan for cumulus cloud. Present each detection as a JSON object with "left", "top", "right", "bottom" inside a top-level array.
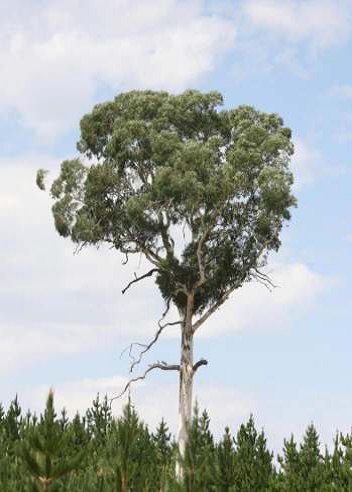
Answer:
[
  {"left": 0, "top": 0, "right": 235, "bottom": 139},
  {"left": 0, "top": 153, "right": 335, "bottom": 374},
  {"left": 290, "top": 138, "right": 323, "bottom": 190},
  {"left": 20, "top": 375, "right": 254, "bottom": 438},
  {"left": 196, "top": 262, "right": 335, "bottom": 337},
  {"left": 0, "top": 153, "right": 165, "bottom": 374},
  {"left": 234, "top": 0, "right": 352, "bottom": 77},
  {"left": 241, "top": 0, "right": 352, "bottom": 50}
]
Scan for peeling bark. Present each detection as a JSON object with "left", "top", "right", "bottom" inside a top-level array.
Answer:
[
  {"left": 176, "top": 296, "right": 195, "bottom": 477},
  {"left": 177, "top": 326, "right": 194, "bottom": 460}
]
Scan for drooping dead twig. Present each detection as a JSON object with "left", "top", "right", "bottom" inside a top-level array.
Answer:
[
  {"left": 253, "top": 267, "right": 277, "bottom": 291},
  {"left": 119, "top": 298, "right": 181, "bottom": 373},
  {"left": 128, "top": 319, "right": 181, "bottom": 374}
]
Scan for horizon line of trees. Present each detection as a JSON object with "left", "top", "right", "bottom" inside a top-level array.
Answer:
[{"left": 0, "top": 392, "right": 351, "bottom": 491}]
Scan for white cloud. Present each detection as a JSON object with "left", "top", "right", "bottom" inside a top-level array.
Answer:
[
  {"left": 0, "top": 0, "right": 235, "bottom": 139},
  {"left": 234, "top": 0, "right": 352, "bottom": 78},
  {"left": 290, "top": 138, "right": 323, "bottom": 190},
  {"left": 289, "top": 137, "right": 348, "bottom": 188},
  {"left": 242, "top": 0, "right": 352, "bottom": 51},
  {"left": 0, "top": 153, "right": 335, "bottom": 375},
  {"left": 21, "top": 375, "right": 254, "bottom": 438},
  {"left": 0, "top": 154, "right": 166, "bottom": 374},
  {"left": 196, "top": 262, "right": 335, "bottom": 337}
]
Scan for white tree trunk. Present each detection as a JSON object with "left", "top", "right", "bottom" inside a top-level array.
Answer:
[{"left": 176, "top": 305, "right": 194, "bottom": 477}]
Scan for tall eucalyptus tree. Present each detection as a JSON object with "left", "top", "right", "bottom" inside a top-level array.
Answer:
[{"left": 37, "top": 89, "right": 296, "bottom": 460}]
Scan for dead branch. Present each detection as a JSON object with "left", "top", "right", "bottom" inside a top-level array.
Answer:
[
  {"left": 252, "top": 267, "right": 277, "bottom": 291},
  {"left": 129, "top": 320, "right": 181, "bottom": 373},
  {"left": 119, "top": 299, "right": 181, "bottom": 373},
  {"left": 122, "top": 268, "right": 159, "bottom": 294},
  {"left": 193, "top": 358, "right": 208, "bottom": 373},
  {"left": 109, "top": 361, "right": 180, "bottom": 403}
]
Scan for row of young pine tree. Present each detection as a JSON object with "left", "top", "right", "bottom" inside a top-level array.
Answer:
[{"left": 1, "top": 392, "right": 352, "bottom": 491}]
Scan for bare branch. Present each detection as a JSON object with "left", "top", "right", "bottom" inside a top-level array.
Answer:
[
  {"left": 252, "top": 267, "right": 277, "bottom": 292},
  {"left": 129, "top": 320, "right": 181, "bottom": 373},
  {"left": 119, "top": 299, "right": 181, "bottom": 374},
  {"left": 122, "top": 268, "right": 159, "bottom": 294},
  {"left": 109, "top": 361, "right": 180, "bottom": 403},
  {"left": 73, "top": 241, "right": 88, "bottom": 256},
  {"left": 193, "top": 358, "right": 208, "bottom": 373},
  {"left": 119, "top": 341, "right": 147, "bottom": 362}
]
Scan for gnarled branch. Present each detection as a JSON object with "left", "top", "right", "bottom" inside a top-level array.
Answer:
[
  {"left": 122, "top": 268, "right": 159, "bottom": 294},
  {"left": 109, "top": 361, "right": 180, "bottom": 403},
  {"left": 129, "top": 319, "right": 181, "bottom": 373},
  {"left": 120, "top": 299, "right": 181, "bottom": 374}
]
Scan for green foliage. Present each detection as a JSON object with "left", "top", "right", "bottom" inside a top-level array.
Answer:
[
  {"left": 1, "top": 394, "right": 352, "bottom": 490},
  {"left": 277, "top": 425, "right": 327, "bottom": 491},
  {"left": 177, "top": 404, "right": 216, "bottom": 491},
  {"left": 36, "top": 169, "right": 48, "bottom": 191},
  {"left": 215, "top": 426, "right": 236, "bottom": 491},
  {"left": 39, "top": 89, "right": 296, "bottom": 315},
  {"left": 19, "top": 390, "right": 86, "bottom": 490},
  {"left": 231, "top": 415, "right": 274, "bottom": 491},
  {"left": 102, "top": 401, "right": 155, "bottom": 491}
]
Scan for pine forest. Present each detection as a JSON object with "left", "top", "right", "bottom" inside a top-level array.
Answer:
[{"left": 1, "top": 391, "right": 352, "bottom": 491}]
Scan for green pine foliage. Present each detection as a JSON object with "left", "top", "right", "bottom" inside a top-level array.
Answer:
[
  {"left": 177, "top": 404, "right": 217, "bottom": 491},
  {"left": 215, "top": 426, "right": 236, "bottom": 491},
  {"left": 231, "top": 415, "right": 274, "bottom": 492},
  {"left": 1, "top": 393, "right": 352, "bottom": 490},
  {"left": 19, "top": 389, "right": 86, "bottom": 490}
]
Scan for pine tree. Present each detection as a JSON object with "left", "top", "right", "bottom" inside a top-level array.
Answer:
[
  {"left": 278, "top": 425, "right": 327, "bottom": 491},
  {"left": 214, "top": 426, "right": 236, "bottom": 491},
  {"left": 19, "top": 389, "right": 86, "bottom": 491},
  {"left": 299, "top": 424, "right": 326, "bottom": 491},
  {"left": 103, "top": 400, "right": 154, "bottom": 491},
  {"left": 324, "top": 432, "right": 352, "bottom": 490},
  {"left": 232, "top": 415, "right": 274, "bottom": 492},
  {"left": 152, "top": 418, "right": 175, "bottom": 491},
  {"left": 86, "top": 394, "right": 112, "bottom": 446},
  {"left": 277, "top": 435, "right": 302, "bottom": 491},
  {"left": 5, "top": 395, "right": 22, "bottom": 444},
  {"left": 177, "top": 404, "right": 216, "bottom": 491}
]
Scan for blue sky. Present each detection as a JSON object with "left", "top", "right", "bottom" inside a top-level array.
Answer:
[{"left": 1, "top": 0, "right": 352, "bottom": 453}]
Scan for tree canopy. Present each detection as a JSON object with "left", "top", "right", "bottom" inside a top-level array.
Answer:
[{"left": 40, "top": 89, "right": 296, "bottom": 316}]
